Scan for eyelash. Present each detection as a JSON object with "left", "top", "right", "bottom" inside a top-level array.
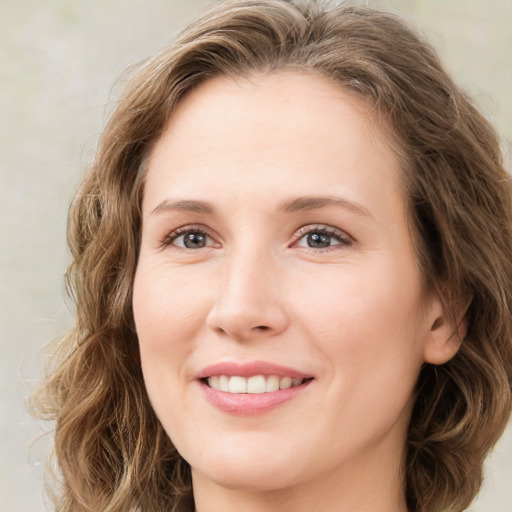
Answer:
[
  {"left": 161, "top": 224, "right": 353, "bottom": 251},
  {"left": 292, "top": 224, "right": 353, "bottom": 251},
  {"left": 161, "top": 225, "right": 216, "bottom": 249}
]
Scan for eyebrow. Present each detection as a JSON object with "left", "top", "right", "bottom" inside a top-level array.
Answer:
[
  {"left": 278, "top": 195, "right": 373, "bottom": 218},
  {"left": 150, "top": 195, "right": 372, "bottom": 218},
  {"left": 151, "top": 199, "right": 215, "bottom": 215}
]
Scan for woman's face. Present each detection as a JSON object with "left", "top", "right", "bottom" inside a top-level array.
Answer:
[{"left": 133, "top": 72, "right": 450, "bottom": 499}]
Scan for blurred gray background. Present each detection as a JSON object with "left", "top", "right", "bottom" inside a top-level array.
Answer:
[{"left": 1, "top": 1, "right": 511, "bottom": 511}]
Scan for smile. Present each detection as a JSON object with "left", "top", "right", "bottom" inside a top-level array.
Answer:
[
  {"left": 207, "top": 375, "right": 307, "bottom": 394},
  {"left": 197, "top": 361, "right": 314, "bottom": 414}
]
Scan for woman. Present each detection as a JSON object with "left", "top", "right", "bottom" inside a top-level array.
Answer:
[{"left": 33, "top": 1, "right": 512, "bottom": 511}]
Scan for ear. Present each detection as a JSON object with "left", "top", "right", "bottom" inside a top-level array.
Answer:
[{"left": 423, "top": 294, "right": 468, "bottom": 365}]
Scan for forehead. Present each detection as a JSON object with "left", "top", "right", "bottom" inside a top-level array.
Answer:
[
  {"left": 158, "top": 71, "right": 393, "bottom": 156},
  {"left": 143, "top": 72, "right": 404, "bottom": 217}
]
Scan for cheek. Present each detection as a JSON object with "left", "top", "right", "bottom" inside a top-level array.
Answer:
[
  {"left": 134, "top": 263, "right": 210, "bottom": 347},
  {"left": 133, "top": 264, "right": 203, "bottom": 395},
  {"left": 292, "top": 260, "right": 427, "bottom": 387},
  {"left": 132, "top": 265, "right": 208, "bottom": 440},
  {"left": 295, "top": 261, "right": 422, "bottom": 337}
]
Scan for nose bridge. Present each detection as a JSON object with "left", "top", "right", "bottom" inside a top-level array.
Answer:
[{"left": 207, "top": 241, "right": 288, "bottom": 339}]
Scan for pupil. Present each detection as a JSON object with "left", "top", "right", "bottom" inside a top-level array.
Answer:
[
  {"left": 307, "top": 232, "right": 331, "bottom": 248},
  {"left": 184, "top": 232, "right": 206, "bottom": 248}
]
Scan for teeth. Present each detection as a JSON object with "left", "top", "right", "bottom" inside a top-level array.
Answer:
[
  {"left": 219, "top": 375, "right": 229, "bottom": 391},
  {"left": 279, "top": 376, "right": 292, "bottom": 390},
  {"left": 208, "top": 375, "right": 220, "bottom": 389},
  {"left": 247, "top": 375, "right": 266, "bottom": 394},
  {"left": 265, "top": 375, "right": 279, "bottom": 392},
  {"left": 228, "top": 376, "right": 247, "bottom": 393},
  {"left": 207, "top": 375, "right": 306, "bottom": 394}
]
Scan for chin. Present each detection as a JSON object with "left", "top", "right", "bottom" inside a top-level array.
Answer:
[
  {"left": 192, "top": 462, "right": 299, "bottom": 493},
  {"left": 186, "top": 436, "right": 306, "bottom": 492}
]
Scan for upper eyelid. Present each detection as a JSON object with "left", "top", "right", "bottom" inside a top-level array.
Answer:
[
  {"left": 293, "top": 224, "right": 353, "bottom": 241},
  {"left": 162, "top": 224, "right": 218, "bottom": 245}
]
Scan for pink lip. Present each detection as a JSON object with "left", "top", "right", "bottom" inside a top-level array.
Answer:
[
  {"left": 195, "top": 361, "right": 314, "bottom": 416},
  {"left": 199, "top": 379, "right": 313, "bottom": 415},
  {"left": 195, "top": 360, "right": 311, "bottom": 379}
]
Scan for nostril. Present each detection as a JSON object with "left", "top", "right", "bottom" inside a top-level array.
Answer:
[{"left": 255, "top": 325, "right": 270, "bottom": 331}]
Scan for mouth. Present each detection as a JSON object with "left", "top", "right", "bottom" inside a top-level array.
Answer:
[
  {"left": 203, "top": 375, "right": 313, "bottom": 394},
  {"left": 196, "top": 361, "right": 314, "bottom": 414}
]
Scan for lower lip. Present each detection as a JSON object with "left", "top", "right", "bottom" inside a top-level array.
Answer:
[{"left": 199, "top": 380, "right": 312, "bottom": 415}]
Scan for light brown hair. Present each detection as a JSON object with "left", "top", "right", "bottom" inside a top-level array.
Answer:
[{"left": 32, "top": 1, "right": 512, "bottom": 511}]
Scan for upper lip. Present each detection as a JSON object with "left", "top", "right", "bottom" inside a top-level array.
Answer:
[{"left": 195, "top": 361, "right": 312, "bottom": 380}]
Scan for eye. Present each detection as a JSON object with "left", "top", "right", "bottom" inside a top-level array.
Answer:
[
  {"left": 294, "top": 225, "right": 352, "bottom": 250},
  {"left": 164, "top": 227, "right": 217, "bottom": 249}
]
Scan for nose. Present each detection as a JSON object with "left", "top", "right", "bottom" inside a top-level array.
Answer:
[{"left": 206, "top": 251, "right": 290, "bottom": 341}]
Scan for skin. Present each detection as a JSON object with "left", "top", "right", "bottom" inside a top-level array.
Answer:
[{"left": 133, "top": 72, "right": 459, "bottom": 512}]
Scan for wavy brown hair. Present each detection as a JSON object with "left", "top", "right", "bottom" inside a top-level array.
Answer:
[{"left": 32, "top": 1, "right": 512, "bottom": 511}]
